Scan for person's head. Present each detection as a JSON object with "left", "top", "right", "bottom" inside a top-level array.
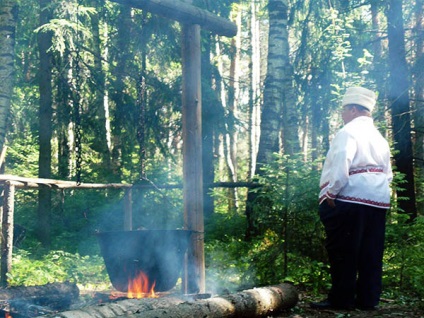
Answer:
[{"left": 341, "top": 87, "right": 376, "bottom": 124}]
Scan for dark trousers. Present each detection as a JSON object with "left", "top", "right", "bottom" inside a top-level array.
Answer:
[{"left": 319, "top": 200, "right": 387, "bottom": 308}]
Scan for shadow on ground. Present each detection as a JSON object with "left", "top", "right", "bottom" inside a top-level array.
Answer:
[{"left": 273, "top": 292, "right": 424, "bottom": 318}]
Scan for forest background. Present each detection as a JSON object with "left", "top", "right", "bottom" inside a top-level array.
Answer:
[{"left": 0, "top": 0, "right": 423, "bottom": 306}]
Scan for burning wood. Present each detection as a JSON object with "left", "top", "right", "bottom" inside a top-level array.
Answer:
[{"left": 126, "top": 271, "right": 157, "bottom": 299}]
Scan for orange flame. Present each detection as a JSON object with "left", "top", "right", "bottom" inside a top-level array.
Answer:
[
  {"left": 127, "top": 271, "right": 157, "bottom": 299},
  {"left": 5, "top": 312, "right": 12, "bottom": 318}
]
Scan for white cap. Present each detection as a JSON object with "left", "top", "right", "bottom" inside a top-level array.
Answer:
[{"left": 342, "top": 87, "right": 377, "bottom": 112}]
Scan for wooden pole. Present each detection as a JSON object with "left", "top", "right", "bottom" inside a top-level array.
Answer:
[
  {"left": 109, "top": 0, "right": 237, "bottom": 37},
  {"left": 1, "top": 181, "right": 15, "bottom": 287},
  {"left": 182, "top": 23, "right": 205, "bottom": 294},
  {"left": 124, "top": 188, "right": 133, "bottom": 230}
]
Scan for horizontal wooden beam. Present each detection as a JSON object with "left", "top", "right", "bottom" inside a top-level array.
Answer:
[
  {"left": 0, "top": 175, "right": 131, "bottom": 190},
  {"left": 109, "top": 0, "right": 237, "bottom": 37},
  {"left": 0, "top": 175, "right": 258, "bottom": 190}
]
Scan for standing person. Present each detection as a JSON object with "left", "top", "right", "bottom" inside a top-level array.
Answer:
[{"left": 311, "top": 87, "right": 393, "bottom": 311}]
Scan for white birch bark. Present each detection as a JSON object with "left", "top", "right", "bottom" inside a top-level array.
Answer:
[{"left": 0, "top": 0, "right": 17, "bottom": 153}]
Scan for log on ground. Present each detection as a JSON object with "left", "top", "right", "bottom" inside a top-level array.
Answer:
[
  {"left": 42, "top": 283, "right": 298, "bottom": 318},
  {"left": 0, "top": 282, "right": 79, "bottom": 301},
  {"left": 123, "top": 283, "right": 299, "bottom": 318},
  {"left": 41, "top": 296, "right": 187, "bottom": 318},
  {"left": 0, "top": 282, "right": 79, "bottom": 313}
]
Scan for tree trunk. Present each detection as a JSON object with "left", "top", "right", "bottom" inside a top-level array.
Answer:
[
  {"left": 0, "top": 182, "right": 14, "bottom": 287},
  {"left": 387, "top": 0, "right": 417, "bottom": 219},
  {"left": 42, "top": 283, "right": 298, "bottom": 318},
  {"left": 110, "top": 5, "right": 132, "bottom": 179},
  {"left": 225, "top": 6, "right": 241, "bottom": 212},
  {"left": 247, "top": 0, "right": 262, "bottom": 179},
  {"left": 255, "top": 0, "right": 286, "bottom": 166},
  {"left": 412, "top": 0, "right": 424, "bottom": 215},
  {"left": 370, "top": 0, "right": 386, "bottom": 122},
  {"left": 90, "top": 0, "right": 113, "bottom": 178},
  {"left": 37, "top": 0, "right": 54, "bottom": 248},
  {"left": 136, "top": 14, "right": 148, "bottom": 179},
  {"left": 0, "top": 0, "right": 17, "bottom": 153},
  {"left": 56, "top": 51, "right": 72, "bottom": 180},
  {"left": 246, "top": 0, "right": 291, "bottom": 239},
  {"left": 201, "top": 32, "right": 216, "bottom": 221},
  {"left": 278, "top": 7, "right": 299, "bottom": 157}
]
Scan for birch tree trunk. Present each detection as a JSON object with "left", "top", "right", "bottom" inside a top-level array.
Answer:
[
  {"left": 246, "top": 0, "right": 294, "bottom": 238},
  {"left": 225, "top": 6, "right": 241, "bottom": 211},
  {"left": 0, "top": 0, "right": 17, "bottom": 153},
  {"left": 255, "top": 0, "right": 299, "bottom": 161},
  {"left": 90, "top": 0, "right": 113, "bottom": 177},
  {"left": 247, "top": 0, "right": 262, "bottom": 179},
  {"left": 255, "top": 0, "right": 285, "bottom": 166}
]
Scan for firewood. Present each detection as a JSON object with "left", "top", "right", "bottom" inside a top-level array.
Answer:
[
  {"left": 123, "top": 283, "right": 299, "bottom": 318},
  {"left": 40, "top": 296, "right": 187, "bottom": 318},
  {"left": 39, "top": 283, "right": 298, "bottom": 318},
  {"left": 0, "top": 282, "right": 79, "bottom": 316},
  {"left": 0, "top": 282, "right": 79, "bottom": 302}
]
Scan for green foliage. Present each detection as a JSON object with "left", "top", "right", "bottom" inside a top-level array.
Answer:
[
  {"left": 244, "top": 232, "right": 331, "bottom": 293},
  {"left": 34, "top": 2, "right": 96, "bottom": 56},
  {"left": 384, "top": 214, "right": 424, "bottom": 298},
  {"left": 8, "top": 249, "right": 109, "bottom": 289},
  {"left": 205, "top": 230, "right": 331, "bottom": 295},
  {"left": 204, "top": 153, "right": 331, "bottom": 293},
  {"left": 205, "top": 239, "right": 251, "bottom": 294},
  {"left": 251, "top": 153, "right": 325, "bottom": 261},
  {"left": 5, "top": 139, "right": 39, "bottom": 177}
]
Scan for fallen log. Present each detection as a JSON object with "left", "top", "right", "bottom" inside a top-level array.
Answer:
[
  {"left": 40, "top": 283, "right": 298, "bottom": 318},
  {"left": 0, "top": 282, "right": 79, "bottom": 302},
  {"left": 0, "top": 282, "right": 79, "bottom": 316},
  {"left": 123, "top": 283, "right": 298, "bottom": 318},
  {"left": 39, "top": 296, "right": 188, "bottom": 318}
]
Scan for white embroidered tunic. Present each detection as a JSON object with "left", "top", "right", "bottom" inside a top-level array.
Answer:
[{"left": 319, "top": 116, "right": 392, "bottom": 209}]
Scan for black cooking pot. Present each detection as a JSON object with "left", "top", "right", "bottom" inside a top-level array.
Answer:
[{"left": 96, "top": 230, "right": 191, "bottom": 292}]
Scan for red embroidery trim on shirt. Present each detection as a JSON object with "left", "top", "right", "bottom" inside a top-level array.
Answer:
[
  {"left": 349, "top": 167, "right": 384, "bottom": 175},
  {"left": 337, "top": 195, "right": 390, "bottom": 208},
  {"left": 320, "top": 181, "right": 329, "bottom": 190}
]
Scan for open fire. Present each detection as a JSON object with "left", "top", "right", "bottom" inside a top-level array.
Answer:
[
  {"left": 124, "top": 271, "right": 157, "bottom": 299},
  {"left": 107, "top": 270, "right": 162, "bottom": 300}
]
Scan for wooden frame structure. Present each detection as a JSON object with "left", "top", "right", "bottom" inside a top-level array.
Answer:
[
  {"left": 0, "top": 176, "right": 253, "bottom": 289},
  {"left": 0, "top": 175, "right": 134, "bottom": 286},
  {"left": 0, "top": 0, "right": 237, "bottom": 293},
  {"left": 107, "top": 0, "right": 237, "bottom": 294}
]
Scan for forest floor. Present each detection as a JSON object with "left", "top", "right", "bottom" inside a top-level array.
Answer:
[{"left": 273, "top": 291, "right": 424, "bottom": 318}]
